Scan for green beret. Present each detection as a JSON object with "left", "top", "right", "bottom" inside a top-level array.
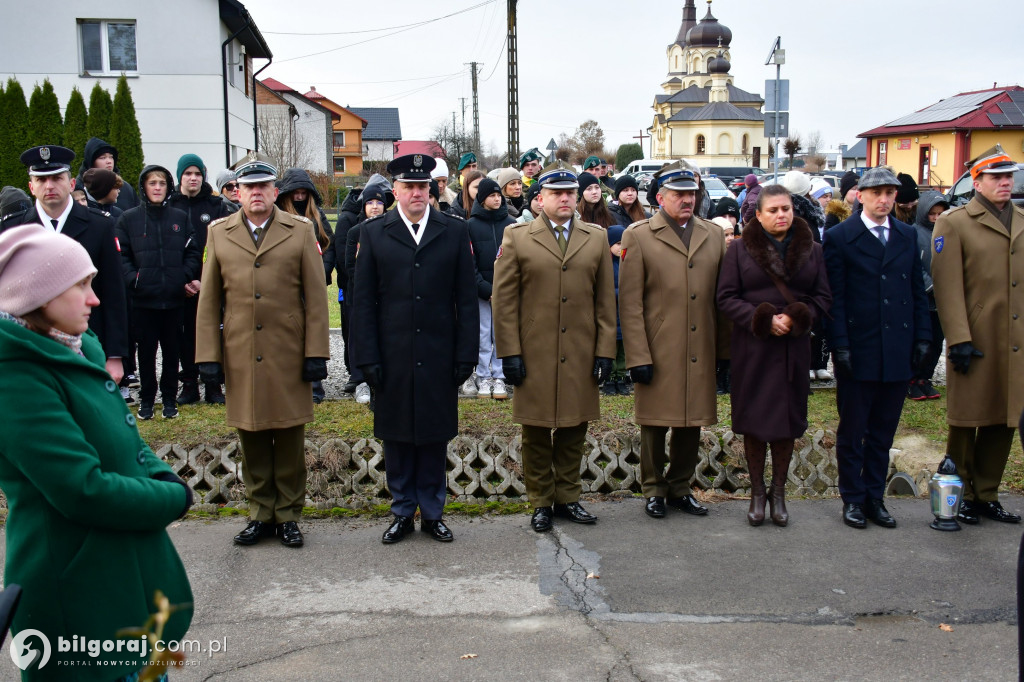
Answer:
[
  {"left": 458, "top": 152, "right": 477, "bottom": 171},
  {"left": 518, "top": 148, "right": 543, "bottom": 168},
  {"left": 583, "top": 155, "right": 603, "bottom": 170}
]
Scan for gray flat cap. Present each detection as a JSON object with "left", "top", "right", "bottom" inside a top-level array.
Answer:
[{"left": 858, "top": 167, "right": 900, "bottom": 190}]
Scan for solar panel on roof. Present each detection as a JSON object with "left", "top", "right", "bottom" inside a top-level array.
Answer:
[
  {"left": 884, "top": 91, "right": 1000, "bottom": 127},
  {"left": 1008, "top": 90, "right": 1024, "bottom": 103}
]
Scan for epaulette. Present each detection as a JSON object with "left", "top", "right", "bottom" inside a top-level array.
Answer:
[
  {"left": 87, "top": 206, "right": 113, "bottom": 220},
  {"left": 208, "top": 216, "right": 229, "bottom": 228}
]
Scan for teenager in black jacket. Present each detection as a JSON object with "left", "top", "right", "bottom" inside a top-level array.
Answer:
[{"left": 115, "top": 165, "right": 201, "bottom": 420}]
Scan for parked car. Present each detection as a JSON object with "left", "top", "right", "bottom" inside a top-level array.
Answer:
[
  {"left": 703, "top": 176, "right": 735, "bottom": 202},
  {"left": 701, "top": 166, "right": 765, "bottom": 191},
  {"left": 619, "top": 159, "right": 670, "bottom": 177},
  {"left": 944, "top": 165, "right": 1024, "bottom": 207}
]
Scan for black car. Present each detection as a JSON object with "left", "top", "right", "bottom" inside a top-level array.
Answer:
[{"left": 700, "top": 166, "right": 765, "bottom": 192}]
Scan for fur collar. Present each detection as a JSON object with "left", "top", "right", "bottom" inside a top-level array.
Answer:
[
  {"left": 825, "top": 198, "right": 851, "bottom": 222},
  {"left": 741, "top": 216, "right": 814, "bottom": 282}
]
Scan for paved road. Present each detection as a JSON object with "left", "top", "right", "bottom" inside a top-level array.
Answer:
[{"left": 2, "top": 496, "right": 1020, "bottom": 680}]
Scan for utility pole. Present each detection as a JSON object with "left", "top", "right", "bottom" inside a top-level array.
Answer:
[
  {"left": 465, "top": 61, "right": 481, "bottom": 152},
  {"left": 507, "top": 0, "right": 519, "bottom": 166},
  {"left": 459, "top": 97, "right": 467, "bottom": 132}
]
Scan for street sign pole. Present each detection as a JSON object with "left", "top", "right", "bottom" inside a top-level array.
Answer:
[{"left": 765, "top": 37, "right": 785, "bottom": 182}]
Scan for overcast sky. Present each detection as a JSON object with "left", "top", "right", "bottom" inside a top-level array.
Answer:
[{"left": 244, "top": 0, "right": 1024, "bottom": 157}]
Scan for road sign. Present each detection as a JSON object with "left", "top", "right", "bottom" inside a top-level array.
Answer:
[
  {"left": 764, "top": 112, "right": 789, "bottom": 138},
  {"left": 546, "top": 138, "right": 558, "bottom": 151},
  {"left": 765, "top": 79, "right": 790, "bottom": 112}
]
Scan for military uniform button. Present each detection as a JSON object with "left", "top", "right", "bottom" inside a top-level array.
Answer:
[
  {"left": 125, "top": 414, "right": 136, "bottom": 426},
  {"left": 415, "top": 263, "right": 420, "bottom": 268},
  {"left": 881, "top": 275, "right": 886, "bottom": 280},
  {"left": 562, "top": 296, "right": 567, "bottom": 302},
  {"left": 562, "top": 265, "right": 567, "bottom": 271},
  {"left": 690, "top": 293, "right": 696, "bottom": 300},
  {"left": 691, "top": 357, "right": 697, "bottom": 363},
  {"left": 1013, "top": 281, "right": 1018, "bottom": 287},
  {"left": 903, "top": 323, "right": 908, "bottom": 328},
  {"left": 254, "top": 262, "right": 261, "bottom": 268},
  {"left": 256, "top": 355, "right": 262, "bottom": 362},
  {"left": 256, "top": 324, "right": 262, "bottom": 330},
  {"left": 105, "top": 380, "right": 117, "bottom": 393},
  {"left": 688, "top": 262, "right": 694, "bottom": 268},
  {"left": 561, "top": 327, "right": 566, "bottom": 333},
  {"left": 1014, "top": 346, "right": 1020, "bottom": 352},
  {"left": 417, "top": 361, "right": 423, "bottom": 367},
  {"left": 254, "top": 293, "right": 261, "bottom": 299},
  {"left": 883, "top": 299, "right": 888, "bottom": 304},
  {"left": 416, "top": 328, "right": 421, "bottom": 333},
  {"left": 560, "top": 356, "right": 566, "bottom": 363},
  {"left": 1014, "top": 314, "right": 1019, "bottom": 320},
  {"left": 691, "top": 325, "right": 696, "bottom": 331},
  {"left": 416, "top": 295, "right": 422, "bottom": 301}
]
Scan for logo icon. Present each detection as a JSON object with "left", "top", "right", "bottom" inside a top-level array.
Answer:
[
  {"left": 946, "top": 495, "right": 957, "bottom": 508},
  {"left": 934, "top": 236, "right": 944, "bottom": 253},
  {"left": 172, "top": 223, "right": 181, "bottom": 232},
  {"left": 413, "top": 155, "right": 423, "bottom": 168},
  {"left": 39, "top": 148, "right": 50, "bottom": 162},
  {"left": 10, "top": 629, "right": 50, "bottom": 671},
  {"left": 200, "top": 213, "right": 211, "bottom": 224}
]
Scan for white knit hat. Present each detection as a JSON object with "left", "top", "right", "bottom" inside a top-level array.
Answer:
[
  {"left": 0, "top": 225, "right": 97, "bottom": 316},
  {"left": 781, "top": 170, "right": 812, "bottom": 197},
  {"left": 431, "top": 158, "right": 449, "bottom": 180}
]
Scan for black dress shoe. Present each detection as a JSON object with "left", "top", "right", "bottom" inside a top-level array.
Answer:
[
  {"left": 554, "top": 502, "right": 597, "bottom": 524},
  {"left": 864, "top": 498, "right": 897, "bottom": 528},
  {"left": 277, "top": 521, "right": 304, "bottom": 547},
  {"left": 382, "top": 515, "right": 414, "bottom": 544},
  {"left": 957, "top": 499, "right": 980, "bottom": 525},
  {"left": 531, "top": 506, "right": 553, "bottom": 532},
  {"left": 342, "top": 380, "right": 359, "bottom": 394},
  {"left": 233, "top": 520, "right": 276, "bottom": 546},
  {"left": 645, "top": 496, "right": 666, "bottom": 518},
  {"left": 667, "top": 494, "right": 708, "bottom": 516},
  {"left": 842, "top": 503, "right": 867, "bottom": 529},
  {"left": 979, "top": 500, "right": 1022, "bottom": 524},
  {"left": 421, "top": 519, "right": 454, "bottom": 542}
]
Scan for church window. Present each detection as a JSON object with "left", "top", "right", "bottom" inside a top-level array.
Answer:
[
  {"left": 742, "top": 134, "right": 749, "bottom": 154},
  {"left": 696, "top": 134, "right": 706, "bottom": 155}
]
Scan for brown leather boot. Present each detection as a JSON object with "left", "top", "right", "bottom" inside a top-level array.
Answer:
[
  {"left": 744, "top": 436, "right": 767, "bottom": 526},
  {"left": 768, "top": 439, "right": 794, "bottom": 527}
]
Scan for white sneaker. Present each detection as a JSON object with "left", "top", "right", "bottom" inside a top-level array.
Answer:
[
  {"left": 809, "top": 370, "right": 817, "bottom": 380},
  {"left": 354, "top": 383, "right": 371, "bottom": 404},
  {"left": 477, "top": 377, "right": 493, "bottom": 398},
  {"left": 816, "top": 369, "right": 834, "bottom": 381},
  {"left": 461, "top": 374, "right": 478, "bottom": 396},
  {"left": 491, "top": 378, "right": 508, "bottom": 399}
]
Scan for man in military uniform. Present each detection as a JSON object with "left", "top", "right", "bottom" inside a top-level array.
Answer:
[
  {"left": 195, "top": 160, "right": 330, "bottom": 548},
  {"left": 932, "top": 148, "right": 1024, "bottom": 524},
  {"left": 583, "top": 155, "right": 615, "bottom": 193},
  {"left": 519, "top": 148, "right": 544, "bottom": 188},
  {"left": 6, "top": 145, "right": 128, "bottom": 383},
  {"left": 350, "top": 154, "right": 478, "bottom": 544},
  {"left": 492, "top": 162, "right": 617, "bottom": 532},
  {"left": 618, "top": 165, "right": 726, "bottom": 520},
  {"left": 169, "top": 153, "right": 238, "bottom": 407}
]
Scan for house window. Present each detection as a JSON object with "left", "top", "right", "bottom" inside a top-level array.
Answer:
[
  {"left": 79, "top": 20, "right": 137, "bottom": 74},
  {"left": 877, "top": 140, "right": 887, "bottom": 166},
  {"left": 333, "top": 132, "right": 345, "bottom": 151},
  {"left": 741, "top": 134, "right": 749, "bottom": 154},
  {"left": 696, "top": 134, "right": 706, "bottom": 155},
  {"left": 334, "top": 157, "right": 346, "bottom": 173}
]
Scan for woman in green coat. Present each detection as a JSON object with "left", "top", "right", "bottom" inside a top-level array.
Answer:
[{"left": 0, "top": 225, "right": 193, "bottom": 681}]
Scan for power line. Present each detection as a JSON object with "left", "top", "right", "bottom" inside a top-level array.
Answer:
[
  {"left": 264, "top": 0, "right": 495, "bottom": 36},
  {"left": 296, "top": 72, "right": 463, "bottom": 86},
  {"left": 481, "top": 34, "right": 508, "bottom": 82}
]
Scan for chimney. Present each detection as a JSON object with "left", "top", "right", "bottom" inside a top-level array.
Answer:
[{"left": 310, "top": 86, "right": 316, "bottom": 92}]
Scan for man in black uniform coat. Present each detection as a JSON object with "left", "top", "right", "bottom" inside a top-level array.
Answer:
[
  {"left": 5, "top": 145, "right": 128, "bottom": 382},
  {"left": 350, "top": 154, "right": 478, "bottom": 544}
]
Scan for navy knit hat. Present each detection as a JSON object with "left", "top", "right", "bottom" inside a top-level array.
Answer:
[
  {"left": 613, "top": 174, "right": 638, "bottom": 200},
  {"left": 839, "top": 170, "right": 859, "bottom": 199},
  {"left": 577, "top": 172, "right": 600, "bottom": 198},
  {"left": 475, "top": 178, "right": 502, "bottom": 205},
  {"left": 176, "top": 153, "right": 206, "bottom": 184},
  {"left": 525, "top": 181, "right": 543, "bottom": 206}
]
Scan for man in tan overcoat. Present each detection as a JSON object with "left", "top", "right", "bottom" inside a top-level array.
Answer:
[
  {"left": 619, "top": 165, "right": 726, "bottom": 520},
  {"left": 196, "top": 159, "right": 330, "bottom": 547},
  {"left": 932, "top": 148, "right": 1024, "bottom": 525},
  {"left": 492, "top": 163, "right": 616, "bottom": 532}
]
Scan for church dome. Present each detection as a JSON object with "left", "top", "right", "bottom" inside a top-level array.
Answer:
[
  {"left": 685, "top": 3, "right": 732, "bottom": 48},
  {"left": 708, "top": 51, "right": 730, "bottom": 74}
]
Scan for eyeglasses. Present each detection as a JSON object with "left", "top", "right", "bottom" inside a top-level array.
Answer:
[{"left": 223, "top": 183, "right": 238, "bottom": 191}]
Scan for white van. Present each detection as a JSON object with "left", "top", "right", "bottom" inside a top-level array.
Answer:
[{"left": 618, "top": 159, "right": 669, "bottom": 177}]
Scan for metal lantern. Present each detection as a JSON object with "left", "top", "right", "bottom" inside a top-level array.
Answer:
[{"left": 929, "top": 454, "right": 964, "bottom": 531}]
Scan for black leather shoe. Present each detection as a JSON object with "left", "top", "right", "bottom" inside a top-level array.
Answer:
[
  {"left": 842, "top": 503, "right": 867, "bottom": 529},
  {"left": 531, "top": 506, "right": 553, "bottom": 532},
  {"left": 382, "top": 515, "right": 414, "bottom": 544},
  {"left": 277, "top": 521, "right": 304, "bottom": 547},
  {"left": 342, "top": 380, "right": 359, "bottom": 394},
  {"left": 204, "top": 382, "right": 225, "bottom": 405},
  {"left": 864, "top": 498, "right": 897, "bottom": 528},
  {"left": 554, "top": 502, "right": 597, "bottom": 524},
  {"left": 421, "top": 519, "right": 454, "bottom": 542},
  {"left": 233, "top": 520, "right": 276, "bottom": 546},
  {"left": 957, "top": 499, "right": 980, "bottom": 525},
  {"left": 979, "top": 500, "right": 1021, "bottom": 524},
  {"left": 667, "top": 494, "right": 708, "bottom": 516},
  {"left": 645, "top": 496, "right": 666, "bottom": 518}
]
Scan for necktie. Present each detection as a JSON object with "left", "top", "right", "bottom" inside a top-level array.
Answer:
[
  {"left": 50, "top": 219, "right": 58, "bottom": 230},
  {"left": 412, "top": 223, "right": 420, "bottom": 237},
  {"left": 253, "top": 227, "right": 262, "bottom": 243},
  {"left": 556, "top": 228, "right": 567, "bottom": 255},
  {"left": 874, "top": 225, "right": 887, "bottom": 246}
]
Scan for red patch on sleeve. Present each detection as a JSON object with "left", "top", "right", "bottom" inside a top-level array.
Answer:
[
  {"left": 114, "top": 237, "right": 121, "bottom": 252},
  {"left": 620, "top": 247, "right": 626, "bottom": 261},
  {"left": 316, "top": 242, "right": 323, "bottom": 255}
]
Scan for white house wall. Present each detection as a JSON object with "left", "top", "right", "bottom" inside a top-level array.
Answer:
[
  {"left": 280, "top": 93, "right": 332, "bottom": 174},
  {"left": 0, "top": 0, "right": 257, "bottom": 179}
]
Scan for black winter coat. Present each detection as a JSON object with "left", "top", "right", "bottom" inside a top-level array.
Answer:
[
  {"left": 608, "top": 201, "right": 649, "bottom": 227},
  {"left": 276, "top": 168, "right": 335, "bottom": 281},
  {"left": 467, "top": 199, "right": 515, "bottom": 300},
  {"left": 329, "top": 189, "right": 363, "bottom": 290},
  {"left": 77, "top": 137, "right": 139, "bottom": 213},
  {"left": 350, "top": 207, "right": 479, "bottom": 444},
  {"left": 167, "top": 182, "right": 237, "bottom": 253},
  {"left": 115, "top": 202, "right": 201, "bottom": 309}
]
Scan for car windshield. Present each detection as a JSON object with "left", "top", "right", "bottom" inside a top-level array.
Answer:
[
  {"left": 704, "top": 177, "right": 729, "bottom": 192},
  {"left": 947, "top": 168, "right": 1024, "bottom": 205}
]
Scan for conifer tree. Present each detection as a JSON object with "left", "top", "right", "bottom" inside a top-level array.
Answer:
[
  {"left": 1, "top": 79, "right": 31, "bottom": 189},
  {"left": 108, "top": 75, "right": 143, "bottom": 186},
  {"left": 86, "top": 81, "right": 113, "bottom": 142},
  {"left": 63, "top": 87, "right": 89, "bottom": 169},
  {"left": 27, "top": 79, "right": 64, "bottom": 147}
]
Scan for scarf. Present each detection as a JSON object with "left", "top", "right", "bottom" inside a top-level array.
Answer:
[{"left": 0, "top": 310, "right": 84, "bottom": 355}]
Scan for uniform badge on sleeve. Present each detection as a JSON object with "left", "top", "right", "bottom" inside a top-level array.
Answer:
[
  {"left": 114, "top": 237, "right": 121, "bottom": 252},
  {"left": 934, "top": 236, "right": 944, "bottom": 253},
  {"left": 620, "top": 247, "right": 626, "bottom": 262},
  {"left": 495, "top": 245, "right": 502, "bottom": 260}
]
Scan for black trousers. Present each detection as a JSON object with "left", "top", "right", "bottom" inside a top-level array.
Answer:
[
  {"left": 134, "top": 306, "right": 183, "bottom": 404},
  {"left": 914, "top": 310, "right": 945, "bottom": 382},
  {"left": 120, "top": 297, "right": 137, "bottom": 377},
  {"left": 179, "top": 295, "right": 200, "bottom": 384},
  {"left": 383, "top": 440, "right": 448, "bottom": 520},
  {"left": 343, "top": 297, "right": 363, "bottom": 383},
  {"left": 835, "top": 378, "right": 906, "bottom": 504}
]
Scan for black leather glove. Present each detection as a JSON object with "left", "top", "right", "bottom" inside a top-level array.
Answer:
[
  {"left": 360, "top": 364, "right": 383, "bottom": 390},
  {"left": 832, "top": 347, "right": 853, "bottom": 378},
  {"left": 593, "top": 357, "right": 613, "bottom": 384},
  {"left": 948, "top": 341, "right": 983, "bottom": 375},
  {"left": 302, "top": 357, "right": 329, "bottom": 382},
  {"left": 911, "top": 341, "right": 932, "bottom": 376},
  {"left": 454, "top": 362, "right": 475, "bottom": 387},
  {"left": 197, "top": 362, "right": 224, "bottom": 384},
  {"left": 629, "top": 364, "right": 654, "bottom": 385},
  {"left": 152, "top": 471, "right": 193, "bottom": 519},
  {"left": 503, "top": 356, "right": 526, "bottom": 386}
]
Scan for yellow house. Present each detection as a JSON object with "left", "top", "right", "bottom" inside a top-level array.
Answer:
[
  {"left": 858, "top": 86, "right": 1024, "bottom": 190},
  {"left": 650, "top": 0, "right": 768, "bottom": 167},
  {"left": 303, "top": 87, "right": 368, "bottom": 177}
]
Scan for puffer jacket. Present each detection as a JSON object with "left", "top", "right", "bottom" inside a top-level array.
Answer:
[
  {"left": 329, "top": 188, "right": 364, "bottom": 290},
  {"left": 115, "top": 165, "right": 202, "bottom": 309},
  {"left": 609, "top": 201, "right": 650, "bottom": 227},
  {"left": 167, "top": 180, "right": 237, "bottom": 253},
  {"left": 467, "top": 196, "right": 515, "bottom": 300}
]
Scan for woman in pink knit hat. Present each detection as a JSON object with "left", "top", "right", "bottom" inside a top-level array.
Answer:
[{"left": 0, "top": 224, "right": 193, "bottom": 679}]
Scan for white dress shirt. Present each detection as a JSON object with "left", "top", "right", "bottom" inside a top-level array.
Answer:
[
  {"left": 397, "top": 204, "right": 430, "bottom": 245},
  {"left": 37, "top": 198, "right": 73, "bottom": 233},
  {"left": 859, "top": 211, "right": 890, "bottom": 244}
]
